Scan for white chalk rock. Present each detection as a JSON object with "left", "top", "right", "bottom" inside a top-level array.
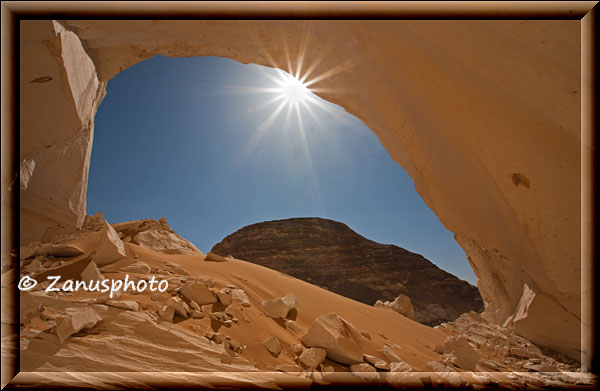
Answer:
[
  {"left": 301, "top": 312, "right": 366, "bottom": 365},
  {"left": 261, "top": 293, "right": 296, "bottom": 319},
  {"left": 180, "top": 282, "right": 217, "bottom": 305},
  {"left": 299, "top": 347, "right": 327, "bottom": 369},
  {"left": 443, "top": 335, "right": 480, "bottom": 371},
  {"left": 262, "top": 336, "right": 282, "bottom": 357},
  {"left": 93, "top": 220, "right": 126, "bottom": 266},
  {"left": 80, "top": 261, "right": 104, "bottom": 282},
  {"left": 55, "top": 307, "right": 102, "bottom": 342}
]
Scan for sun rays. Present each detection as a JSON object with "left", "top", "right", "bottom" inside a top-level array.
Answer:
[{"left": 225, "top": 26, "right": 365, "bottom": 214}]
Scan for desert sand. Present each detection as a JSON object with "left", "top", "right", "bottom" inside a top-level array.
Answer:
[{"left": 8, "top": 217, "right": 594, "bottom": 389}]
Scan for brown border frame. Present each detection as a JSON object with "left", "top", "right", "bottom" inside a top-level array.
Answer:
[{"left": 1, "top": 1, "right": 597, "bottom": 389}]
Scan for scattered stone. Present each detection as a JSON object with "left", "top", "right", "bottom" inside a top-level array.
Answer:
[
  {"left": 168, "top": 296, "right": 189, "bottom": 318},
  {"left": 217, "top": 291, "right": 232, "bottom": 306},
  {"left": 24, "top": 258, "right": 44, "bottom": 274},
  {"left": 291, "top": 343, "right": 304, "bottom": 356},
  {"left": 231, "top": 289, "right": 251, "bottom": 306},
  {"left": 301, "top": 312, "right": 365, "bottom": 365},
  {"left": 374, "top": 294, "right": 414, "bottom": 319},
  {"left": 299, "top": 347, "right": 327, "bottom": 369},
  {"left": 180, "top": 282, "right": 217, "bottom": 305},
  {"left": 80, "top": 261, "right": 104, "bottom": 282},
  {"left": 190, "top": 310, "right": 205, "bottom": 319},
  {"left": 118, "top": 260, "right": 151, "bottom": 274},
  {"left": 191, "top": 325, "right": 202, "bottom": 332},
  {"left": 151, "top": 294, "right": 166, "bottom": 301},
  {"left": 443, "top": 335, "right": 479, "bottom": 371},
  {"left": 55, "top": 307, "right": 102, "bottom": 342},
  {"left": 510, "top": 347, "right": 540, "bottom": 359},
  {"left": 364, "top": 354, "right": 390, "bottom": 370},
  {"left": 277, "top": 364, "right": 303, "bottom": 373},
  {"left": 261, "top": 293, "right": 296, "bottom": 319},
  {"left": 285, "top": 320, "right": 304, "bottom": 334},
  {"left": 382, "top": 345, "right": 402, "bottom": 363},
  {"left": 158, "top": 305, "right": 175, "bottom": 322},
  {"left": 350, "top": 363, "right": 378, "bottom": 380},
  {"left": 263, "top": 336, "right": 282, "bottom": 357},
  {"left": 106, "top": 300, "right": 139, "bottom": 312},
  {"left": 433, "top": 344, "right": 444, "bottom": 354},
  {"left": 523, "top": 362, "right": 558, "bottom": 372},
  {"left": 427, "top": 360, "right": 455, "bottom": 372},
  {"left": 93, "top": 220, "right": 127, "bottom": 266},
  {"left": 390, "top": 361, "right": 413, "bottom": 372}
]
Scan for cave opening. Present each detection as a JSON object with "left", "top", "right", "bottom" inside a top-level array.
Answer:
[{"left": 86, "top": 54, "right": 483, "bottom": 325}]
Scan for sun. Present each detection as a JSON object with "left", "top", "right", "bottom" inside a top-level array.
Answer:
[{"left": 275, "top": 72, "right": 310, "bottom": 106}]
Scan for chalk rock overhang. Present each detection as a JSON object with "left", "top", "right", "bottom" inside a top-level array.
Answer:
[{"left": 17, "top": 19, "right": 585, "bottom": 361}]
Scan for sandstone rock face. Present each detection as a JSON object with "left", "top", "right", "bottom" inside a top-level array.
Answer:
[
  {"left": 301, "top": 313, "right": 366, "bottom": 365},
  {"left": 213, "top": 218, "right": 482, "bottom": 326},
  {"left": 17, "top": 19, "right": 583, "bottom": 359},
  {"left": 55, "top": 307, "right": 102, "bottom": 342}
]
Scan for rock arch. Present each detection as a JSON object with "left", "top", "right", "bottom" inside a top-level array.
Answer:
[{"left": 17, "top": 18, "right": 586, "bottom": 361}]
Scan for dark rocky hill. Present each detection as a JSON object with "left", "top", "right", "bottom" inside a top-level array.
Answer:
[{"left": 211, "top": 217, "right": 483, "bottom": 326}]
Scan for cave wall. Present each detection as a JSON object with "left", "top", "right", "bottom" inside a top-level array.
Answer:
[{"left": 18, "top": 19, "right": 583, "bottom": 360}]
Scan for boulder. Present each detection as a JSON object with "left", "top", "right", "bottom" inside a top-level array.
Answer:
[
  {"left": 55, "top": 307, "right": 102, "bottom": 342},
  {"left": 299, "top": 347, "right": 327, "bottom": 369},
  {"left": 301, "top": 313, "right": 365, "bottom": 365},
  {"left": 262, "top": 336, "right": 282, "bottom": 357},
  {"left": 290, "top": 343, "right": 304, "bottom": 356},
  {"left": 261, "top": 293, "right": 296, "bottom": 319},
  {"left": 93, "top": 220, "right": 126, "bottom": 266},
  {"left": 180, "top": 283, "right": 217, "bottom": 305},
  {"left": 443, "top": 336, "right": 479, "bottom": 371}
]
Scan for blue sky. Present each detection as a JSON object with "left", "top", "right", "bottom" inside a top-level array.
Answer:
[{"left": 87, "top": 55, "right": 477, "bottom": 285}]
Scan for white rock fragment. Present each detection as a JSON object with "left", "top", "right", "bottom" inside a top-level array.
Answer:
[
  {"left": 350, "top": 363, "right": 379, "bottom": 380},
  {"left": 364, "top": 354, "right": 390, "bottom": 370},
  {"left": 20, "top": 158, "right": 36, "bottom": 191},
  {"left": 374, "top": 294, "right": 414, "bottom": 319},
  {"left": 299, "top": 347, "right": 327, "bottom": 369},
  {"left": 231, "top": 289, "right": 251, "bottom": 307},
  {"left": 217, "top": 290, "right": 232, "bottom": 306},
  {"left": 262, "top": 336, "right": 282, "bottom": 357},
  {"left": 118, "top": 260, "right": 151, "bottom": 273},
  {"left": 158, "top": 305, "right": 175, "bottom": 322},
  {"left": 390, "top": 360, "right": 413, "bottom": 372},
  {"left": 55, "top": 307, "right": 102, "bottom": 342},
  {"left": 93, "top": 220, "right": 127, "bottom": 266},
  {"left": 301, "top": 312, "right": 366, "bottom": 365},
  {"left": 180, "top": 282, "right": 217, "bottom": 305},
  {"left": 261, "top": 293, "right": 296, "bottom": 319},
  {"left": 79, "top": 261, "right": 104, "bottom": 282},
  {"left": 443, "top": 335, "right": 480, "bottom": 371},
  {"left": 106, "top": 300, "right": 139, "bottom": 312},
  {"left": 168, "top": 296, "right": 189, "bottom": 318}
]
